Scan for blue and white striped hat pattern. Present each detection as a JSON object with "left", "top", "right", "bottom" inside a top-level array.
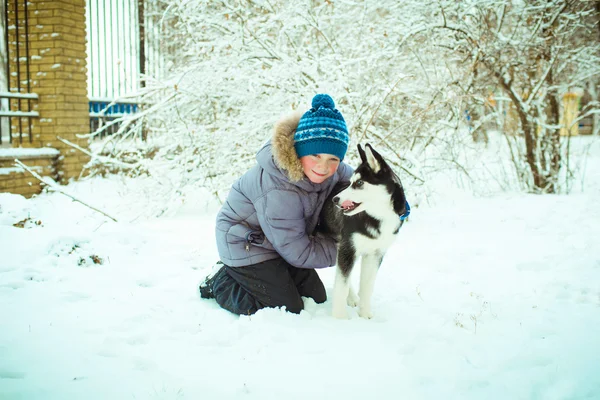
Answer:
[{"left": 294, "top": 94, "right": 349, "bottom": 161}]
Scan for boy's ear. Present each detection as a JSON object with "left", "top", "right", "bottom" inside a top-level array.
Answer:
[
  {"left": 357, "top": 143, "right": 366, "bottom": 164},
  {"left": 364, "top": 143, "right": 381, "bottom": 173}
]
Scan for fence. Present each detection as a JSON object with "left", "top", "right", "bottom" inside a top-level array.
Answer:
[
  {"left": 2, "top": 0, "right": 175, "bottom": 144},
  {"left": 85, "top": 0, "right": 175, "bottom": 137},
  {"left": 0, "top": 0, "right": 38, "bottom": 145},
  {"left": 89, "top": 97, "right": 139, "bottom": 136}
]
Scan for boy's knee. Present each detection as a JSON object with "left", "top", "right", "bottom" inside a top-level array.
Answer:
[
  {"left": 300, "top": 270, "right": 327, "bottom": 304},
  {"left": 284, "top": 296, "right": 304, "bottom": 314},
  {"left": 218, "top": 294, "right": 261, "bottom": 316},
  {"left": 312, "top": 287, "right": 327, "bottom": 304},
  {"left": 213, "top": 270, "right": 261, "bottom": 316}
]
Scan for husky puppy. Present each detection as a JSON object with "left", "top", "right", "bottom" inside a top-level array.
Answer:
[{"left": 317, "top": 144, "right": 408, "bottom": 319}]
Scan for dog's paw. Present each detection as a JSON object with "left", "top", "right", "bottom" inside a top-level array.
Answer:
[
  {"left": 332, "top": 307, "right": 349, "bottom": 320},
  {"left": 347, "top": 289, "right": 359, "bottom": 307},
  {"left": 358, "top": 307, "right": 373, "bottom": 319}
]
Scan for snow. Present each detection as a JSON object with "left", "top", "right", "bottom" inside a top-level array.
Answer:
[
  {"left": 1, "top": 139, "right": 600, "bottom": 399},
  {"left": 0, "top": 166, "right": 42, "bottom": 176},
  {"left": 0, "top": 147, "right": 60, "bottom": 160}
]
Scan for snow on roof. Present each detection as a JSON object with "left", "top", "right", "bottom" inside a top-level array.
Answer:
[{"left": 0, "top": 147, "right": 60, "bottom": 161}]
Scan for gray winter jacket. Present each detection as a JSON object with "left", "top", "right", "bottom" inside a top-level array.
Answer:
[{"left": 215, "top": 112, "right": 353, "bottom": 269}]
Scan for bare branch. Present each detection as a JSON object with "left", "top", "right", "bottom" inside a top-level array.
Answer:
[
  {"left": 526, "top": 50, "right": 561, "bottom": 107},
  {"left": 57, "top": 136, "right": 139, "bottom": 170},
  {"left": 496, "top": 4, "right": 506, "bottom": 34},
  {"left": 359, "top": 75, "right": 410, "bottom": 143},
  {"left": 14, "top": 159, "right": 118, "bottom": 222}
]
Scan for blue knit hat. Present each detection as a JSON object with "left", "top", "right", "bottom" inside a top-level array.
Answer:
[{"left": 294, "top": 94, "right": 349, "bottom": 161}]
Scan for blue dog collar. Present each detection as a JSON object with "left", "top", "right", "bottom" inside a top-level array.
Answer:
[{"left": 400, "top": 201, "right": 410, "bottom": 221}]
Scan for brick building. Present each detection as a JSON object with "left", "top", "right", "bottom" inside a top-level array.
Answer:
[{"left": 0, "top": 0, "right": 90, "bottom": 197}]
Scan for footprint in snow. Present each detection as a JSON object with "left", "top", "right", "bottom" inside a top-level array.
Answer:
[
  {"left": 0, "top": 281, "right": 25, "bottom": 290},
  {"left": 61, "top": 291, "right": 91, "bottom": 301},
  {"left": 0, "top": 368, "right": 26, "bottom": 380}
]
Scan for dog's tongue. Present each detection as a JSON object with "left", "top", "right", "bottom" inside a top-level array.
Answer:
[{"left": 341, "top": 200, "right": 354, "bottom": 209}]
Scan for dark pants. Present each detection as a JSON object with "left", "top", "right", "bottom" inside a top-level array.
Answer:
[{"left": 211, "top": 258, "right": 327, "bottom": 315}]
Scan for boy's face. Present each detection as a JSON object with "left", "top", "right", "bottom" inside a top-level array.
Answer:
[{"left": 300, "top": 153, "right": 340, "bottom": 184}]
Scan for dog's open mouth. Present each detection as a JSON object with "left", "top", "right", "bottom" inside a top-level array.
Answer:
[{"left": 339, "top": 200, "right": 361, "bottom": 213}]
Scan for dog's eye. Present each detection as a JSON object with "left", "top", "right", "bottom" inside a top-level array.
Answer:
[{"left": 355, "top": 180, "right": 364, "bottom": 187}]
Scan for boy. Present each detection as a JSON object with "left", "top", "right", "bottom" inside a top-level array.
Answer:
[{"left": 199, "top": 94, "right": 353, "bottom": 315}]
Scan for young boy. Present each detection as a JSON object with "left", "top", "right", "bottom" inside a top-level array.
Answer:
[{"left": 199, "top": 94, "right": 353, "bottom": 315}]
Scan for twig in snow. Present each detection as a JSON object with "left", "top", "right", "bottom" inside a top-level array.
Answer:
[{"left": 14, "top": 159, "right": 118, "bottom": 222}]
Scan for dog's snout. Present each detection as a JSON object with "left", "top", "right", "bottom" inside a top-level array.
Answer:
[{"left": 332, "top": 196, "right": 340, "bottom": 204}]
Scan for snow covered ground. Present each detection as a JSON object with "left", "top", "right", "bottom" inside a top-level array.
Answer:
[{"left": 1, "top": 138, "right": 600, "bottom": 400}]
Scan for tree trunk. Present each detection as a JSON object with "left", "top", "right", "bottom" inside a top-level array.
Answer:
[
  {"left": 590, "top": 79, "right": 600, "bottom": 136},
  {"left": 520, "top": 114, "right": 548, "bottom": 192},
  {"left": 547, "top": 94, "right": 561, "bottom": 194},
  {"left": 596, "top": 0, "right": 600, "bottom": 40},
  {"left": 494, "top": 71, "right": 547, "bottom": 192}
]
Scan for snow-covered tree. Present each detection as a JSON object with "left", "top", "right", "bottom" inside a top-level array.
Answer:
[
  {"left": 85, "top": 0, "right": 599, "bottom": 207},
  {"left": 412, "top": 0, "right": 600, "bottom": 193},
  {"left": 87, "top": 0, "right": 475, "bottom": 203}
]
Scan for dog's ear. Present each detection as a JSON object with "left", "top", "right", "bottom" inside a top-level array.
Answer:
[
  {"left": 364, "top": 143, "right": 382, "bottom": 173},
  {"left": 357, "top": 143, "right": 367, "bottom": 164},
  {"left": 392, "top": 184, "right": 407, "bottom": 216}
]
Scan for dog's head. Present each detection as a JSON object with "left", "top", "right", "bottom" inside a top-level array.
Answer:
[{"left": 333, "top": 143, "right": 407, "bottom": 217}]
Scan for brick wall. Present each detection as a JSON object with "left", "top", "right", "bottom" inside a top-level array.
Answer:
[
  {"left": 5, "top": 0, "right": 90, "bottom": 196},
  {"left": 0, "top": 150, "right": 59, "bottom": 197}
]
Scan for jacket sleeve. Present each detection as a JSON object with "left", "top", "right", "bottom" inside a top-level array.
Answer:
[{"left": 254, "top": 189, "right": 337, "bottom": 269}]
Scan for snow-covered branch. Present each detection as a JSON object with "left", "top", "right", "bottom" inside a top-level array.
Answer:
[{"left": 14, "top": 159, "right": 119, "bottom": 222}]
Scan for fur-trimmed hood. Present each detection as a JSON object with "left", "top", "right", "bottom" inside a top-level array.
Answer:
[{"left": 269, "top": 111, "right": 305, "bottom": 182}]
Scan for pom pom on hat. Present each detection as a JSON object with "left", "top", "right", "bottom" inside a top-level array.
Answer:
[
  {"left": 294, "top": 94, "right": 349, "bottom": 161},
  {"left": 311, "top": 94, "right": 335, "bottom": 110}
]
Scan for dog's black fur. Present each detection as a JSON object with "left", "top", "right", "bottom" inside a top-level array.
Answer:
[{"left": 317, "top": 145, "right": 407, "bottom": 275}]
